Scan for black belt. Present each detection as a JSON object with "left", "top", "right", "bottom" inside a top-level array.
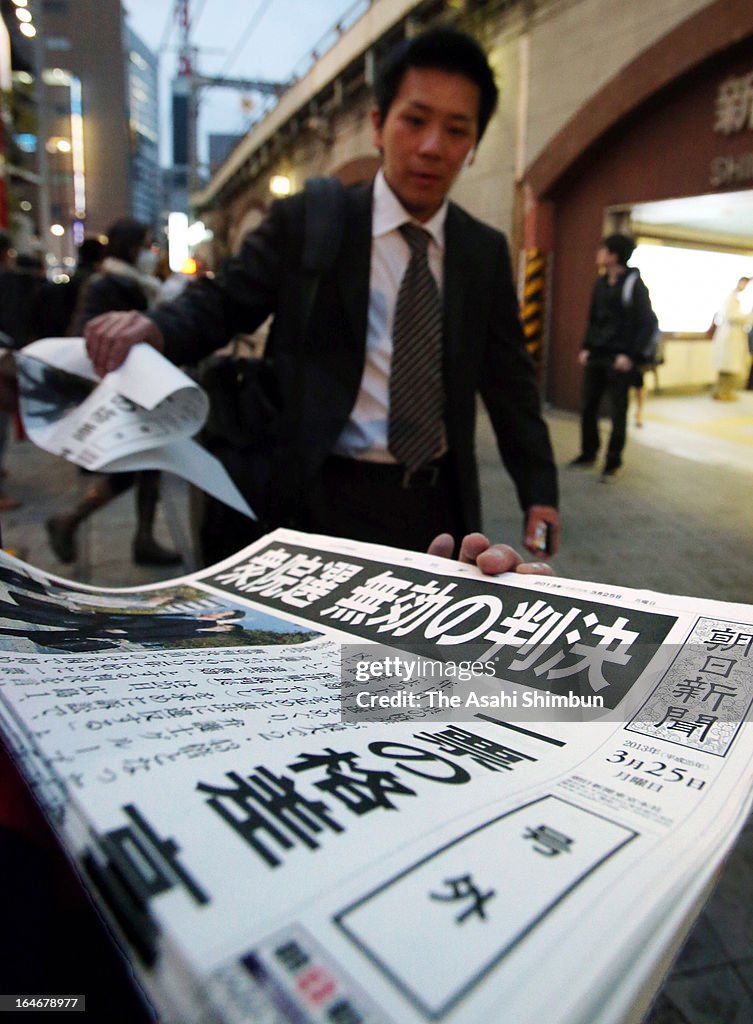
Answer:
[{"left": 325, "top": 454, "right": 446, "bottom": 489}]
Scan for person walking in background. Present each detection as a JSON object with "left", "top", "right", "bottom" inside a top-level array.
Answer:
[
  {"left": 711, "top": 275, "right": 752, "bottom": 401},
  {"left": 569, "top": 233, "right": 657, "bottom": 481},
  {"left": 0, "top": 230, "right": 21, "bottom": 513},
  {"left": 30, "top": 237, "right": 105, "bottom": 341},
  {"left": 83, "top": 28, "right": 560, "bottom": 566},
  {"left": 0, "top": 235, "right": 47, "bottom": 511},
  {"left": 45, "top": 219, "right": 181, "bottom": 568},
  {"left": 630, "top": 368, "right": 646, "bottom": 428}
]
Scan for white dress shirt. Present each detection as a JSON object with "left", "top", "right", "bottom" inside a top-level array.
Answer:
[{"left": 332, "top": 169, "right": 447, "bottom": 463}]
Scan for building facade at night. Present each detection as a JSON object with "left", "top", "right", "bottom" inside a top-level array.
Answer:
[
  {"left": 192, "top": 0, "right": 753, "bottom": 410},
  {"left": 0, "top": 0, "right": 159, "bottom": 272},
  {"left": 126, "top": 25, "right": 160, "bottom": 232}
]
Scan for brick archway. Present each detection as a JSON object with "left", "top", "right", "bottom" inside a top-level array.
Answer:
[
  {"left": 230, "top": 203, "right": 267, "bottom": 256},
  {"left": 523, "top": 0, "right": 753, "bottom": 409},
  {"left": 527, "top": 0, "right": 753, "bottom": 202}
]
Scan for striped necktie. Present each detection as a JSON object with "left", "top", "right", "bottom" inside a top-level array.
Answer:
[{"left": 388, "top": 222, "right": 444, "bottom": 473}]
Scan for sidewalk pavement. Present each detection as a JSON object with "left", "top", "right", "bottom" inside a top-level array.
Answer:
[{"left": 1, "top": 388, "right": 753, "bottom": 1024}]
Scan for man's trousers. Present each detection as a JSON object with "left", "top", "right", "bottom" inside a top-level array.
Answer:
[{"left": 579, "top": 359, "right": 633, "bottom": 469}]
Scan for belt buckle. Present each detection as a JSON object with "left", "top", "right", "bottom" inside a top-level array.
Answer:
[{"left": 401, "top": 464, "right": 440, "bottom": 489}]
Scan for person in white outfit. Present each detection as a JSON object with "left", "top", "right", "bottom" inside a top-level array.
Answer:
[{"left": 712, "top": 276, "right": 753, "bottom": 401}]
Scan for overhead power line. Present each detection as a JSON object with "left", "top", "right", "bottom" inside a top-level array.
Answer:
[
  {"left": 218, "top": 0, "right": 275, "bottom": 78},
  {"left": 158, "top": 5, "right": 174, "bottom": 53},
  {"left": 191, "top": 0, "right": 210, "bottom": 31}
]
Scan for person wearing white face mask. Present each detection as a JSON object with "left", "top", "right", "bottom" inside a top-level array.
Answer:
[
  {"left": 135, "top": 245, "right": 159, "bottom": 277},
  {"left": 45, "top": 219, "right": 182, "bottom": 569}
]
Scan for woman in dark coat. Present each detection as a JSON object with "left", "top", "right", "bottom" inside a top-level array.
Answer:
[{"left": 45, "top": 219, "right": 181, "bottom": 568}]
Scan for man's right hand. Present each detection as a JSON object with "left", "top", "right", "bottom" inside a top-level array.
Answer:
[
  {"left": 84, "top": 311, "right": 165, "bottom": 377},
  {"left": 613, "top": 353, "right": 633, "bottom": 373},
  {"left": 428, "top": 532, "right": 555, "bottom": 577}
]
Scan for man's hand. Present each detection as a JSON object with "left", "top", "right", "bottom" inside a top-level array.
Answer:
[
  {"left": 84, "top": 311, "right": 165, "bottom": 378},
  {"left": 578, "top": 349, "right": 589, "bottom": 366},
  {"left": 613, "top": 353, "right": 633, "bottom": 372},
  {"left": 428, "top": 532, "right": 555, "bottom": 576},
  {"left": 523, "top": 505, "right": 560, "bottom": 557}
]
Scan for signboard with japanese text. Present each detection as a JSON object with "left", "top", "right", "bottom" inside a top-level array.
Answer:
[{"left": 203, "top": 540, "right": 678, "bottom": 712}]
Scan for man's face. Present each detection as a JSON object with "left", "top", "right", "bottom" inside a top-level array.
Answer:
[{"left": 372, "top": 67, "right": 480, "bottom": 222}]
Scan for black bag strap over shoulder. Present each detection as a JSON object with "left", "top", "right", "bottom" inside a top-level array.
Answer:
[
  {"left": 302, "top": 176, "right": 346, "bottom": 277},
  {"left": 274, "top": 176, "right": 346, "bottom": 525},
  {"left": 198, "top": 177, "right": 348, "bottom": 555},
  {"left": 297, "top": 175, "right": 346, "bottom": 334}
]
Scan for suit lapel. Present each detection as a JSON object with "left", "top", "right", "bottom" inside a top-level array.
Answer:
[{"left": 443, "top": 203, "right": 471, "bottom": 370}]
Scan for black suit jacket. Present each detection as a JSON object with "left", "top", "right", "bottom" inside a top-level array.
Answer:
[{"left": 152, "top": 181, "right": 558, "bottom": 534}]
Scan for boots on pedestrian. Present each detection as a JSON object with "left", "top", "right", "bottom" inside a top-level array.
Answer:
[
  {"left": 132, "top": 534, "right": 182, "bottom": 566},
  {"left": 132, "top": 471, "right": 181, "bottom": 566},
  {"left": 45, "top": 515, "right": 77, "bottom": 563},
  {"left": 45, "top": 478, "right": 116, "bottom": 563}
]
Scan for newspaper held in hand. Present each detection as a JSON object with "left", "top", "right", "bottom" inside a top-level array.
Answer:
[
  {"left": 0, "top": 528, "right": 752, "bottom": 1024},
  {"left": 15, "top": 336, "right": 255, "bottom": 519}
]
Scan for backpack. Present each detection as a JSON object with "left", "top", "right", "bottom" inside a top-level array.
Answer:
[{"left": 622, "top": 269, "right": 664, "bottom": 368}]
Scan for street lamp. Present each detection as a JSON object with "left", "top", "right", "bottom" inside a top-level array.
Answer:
[
  {"left": 270, "top": 175, "right": 291, "bottom": 197},
  {"left": 45, "top": 136, "right": 71, "bottom": 154}
]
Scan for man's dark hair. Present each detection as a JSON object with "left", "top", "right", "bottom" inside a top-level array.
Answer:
[
  {"left": 15, "top": 253, "right": 44, "bottom": 273},
  {"left": 104, "top": 218, "right": 149, "bottom": 265},
  {"left": 374, "top": 27, "right": 499, "bottom": 142},
  {"left": 0, "top": 232, "right": 12, "bottom": 259},
  {"left": 77, "top": 237, "right": 105, "bottom": 269},
  {"left": 602, "top": 233, "right": 636, "bottom": 266}
]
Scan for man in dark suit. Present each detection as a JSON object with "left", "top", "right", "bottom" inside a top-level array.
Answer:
[
  {"left": 569, "top": 233, "right": 657, "bottom": 481},
  {"left": 84, "top": 28, "right": 560, "bottom": 563}
]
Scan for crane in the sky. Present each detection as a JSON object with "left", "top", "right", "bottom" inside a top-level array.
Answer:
[{"left": 171, "top": 0, "right": 289, "bottom": 195}]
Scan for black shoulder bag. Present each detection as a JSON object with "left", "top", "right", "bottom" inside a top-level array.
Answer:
[{"left": 196, "top": 177, "right": 345, "bottom": 563}]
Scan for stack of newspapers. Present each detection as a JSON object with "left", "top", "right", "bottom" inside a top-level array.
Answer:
[{"left": 1, "top": 528, "right": 752, "bottom": 1024}]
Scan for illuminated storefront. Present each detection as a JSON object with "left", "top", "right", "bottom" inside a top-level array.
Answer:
[{"left": 524, "top": 0, "right": 753, "bottom": 408}]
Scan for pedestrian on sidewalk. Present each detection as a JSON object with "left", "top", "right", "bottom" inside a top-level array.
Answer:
[
  {"left": 30, "top": 236, "right": 105, "bottom": 341},
  {"left": 83, "top": 28, "right": 559, "bottom": 566},
  {"left": 711, "top": 276, "right": 752, "bottom": 401},
  {"left": 569, "top": 233, "right": 657, "bottom": 481},
  {"left": 45, "top": 219, "right": 181, "bottom": 568},
  {"left": 0, "top": 235, "right": 48, "bottom": 512}
]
